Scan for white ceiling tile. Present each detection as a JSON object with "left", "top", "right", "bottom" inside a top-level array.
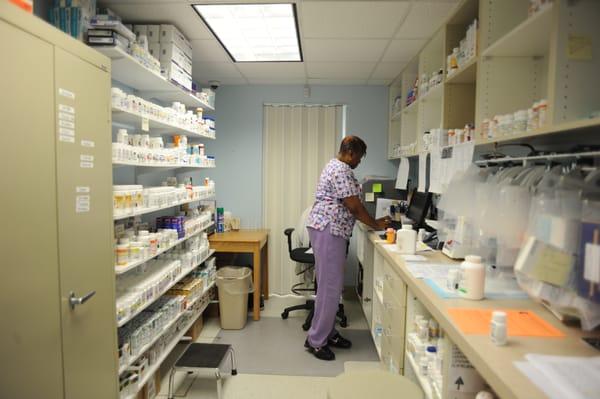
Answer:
[
  {"left": 201, "top": 77, "right": 248, "bottom": 85},
  {"left": 371, "top": 62, "right": 406, "bottom": 79},
  {"left": 192, "top": 62, "right": 245, "bottom": 84},
  {"left": 308, "top": 79, "right": 368, "bottom": 85},
  {"left": 191, "top": 40, "right": 231, "bottom": 63},
  {"left": 236, "top": 63, "right": 306, "bottom": 79},
  {"left": 103, "top": 3, "right": 213, "bottom": 40},
  {"left": 301, "top": 1, "right": 410, "bottom": 39},
  {"left": 395, "top": 2, "right": 457, "bottom": 39},
  {"left": 303, "top": 39, "right": 388, "bottom": 62},
  {"left": 247, "top": 78, "right": 307, "bottom": 85},
  {"left": 382, "top": 39, "right": 426, "bottom": 62},
  {"left": 367, "top": 79, "right": 393, "bottom": 86},
  {"left": 307, "top": 62, "right": 376, "bottom": 79}
]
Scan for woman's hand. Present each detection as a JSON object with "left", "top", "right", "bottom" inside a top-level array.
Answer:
[{"left": 375, "top": 216, "right": 392, "bottom": 230}]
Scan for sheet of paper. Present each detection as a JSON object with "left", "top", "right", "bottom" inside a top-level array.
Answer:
[
  {"left": 425, "top": 277, "right": 529, "bottom": 300},
  {"left": 405, "top": 262, "right": 456, "bottom": 279},
  {"left": 418, "top": 153, "right": 427, "bottom": 192},
  {"left": 395, "top": 157, "right": 409, "bottom": 189},
  {"left": 429, "top": 147, "right": 443, "bottom": 194},
  {"left": 447, "top": 308, "right": 565, "bottom": 337},
  {"left": 380, "top": 244, "right": 427, "bottom": 261},
  {"left": 375, "top": 198, "right": 394, "bottom": 219},
  {"left": 416, "top": 241, "right": 434, "bottom": 252},
  {"left": 365, "top": 192, "right": 375, "bottom": 202},
  {"left": 523, "top": 354, "right": 600, "bottom": 399}
]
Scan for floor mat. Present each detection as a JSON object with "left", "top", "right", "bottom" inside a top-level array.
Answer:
[{"left": 214, "top": 317, "right": 379, "bottom": 377}]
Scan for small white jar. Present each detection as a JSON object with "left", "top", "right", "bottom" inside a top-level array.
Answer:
[{"left": 490, "top": 310, "right": 507, "bottom": 346}]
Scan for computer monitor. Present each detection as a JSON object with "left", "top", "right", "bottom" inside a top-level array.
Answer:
[{"left": 405, "top": 190, "right": 432, "bottom": 230}]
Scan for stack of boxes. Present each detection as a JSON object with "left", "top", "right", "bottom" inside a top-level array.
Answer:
[
  {"left": 134, "top": 24, "right": 193, "bottom": 91},
  {"left": 48, "top": 0, "right": 97, "bottom": 40}
]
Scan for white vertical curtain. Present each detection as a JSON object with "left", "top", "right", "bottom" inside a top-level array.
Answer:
[{"left": 263, "top": 104, "right": 342, "bottom": 294}]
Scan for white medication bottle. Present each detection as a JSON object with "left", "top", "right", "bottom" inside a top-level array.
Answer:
[
  {"left": 458, "top": 255, "right": 485, "bottom": 300},
  {"left": 420, "top": 357, "right": 429, "bottom": 376},
  {"left": 418, "top": 319, "right": 429, "bottom": 342},
  {"left": 490, "top": 311, "right": 507, "bottom": 346},
  {"left": 396, "top": 224, "right": 417, "bottom": 254}
]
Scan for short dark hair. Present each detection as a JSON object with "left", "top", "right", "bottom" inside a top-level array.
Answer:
[{"left": 339, "top": 135, "right": 367, "bottom": 157}]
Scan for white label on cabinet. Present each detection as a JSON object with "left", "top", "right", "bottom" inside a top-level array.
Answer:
[
  {"left": 76, "top": 195, "right": 90, "bottom": 213},
  {"left": 76, "top": 186, "right": 90, "bottom": 193},
  {"left": 59, "top": 120, "right": 75, "bottom": 129},
  {"left": 141, "top": 117, "right": 149, "bottom": 132},
  {"left": 81, "top": 140, "right": 95, "bottom": 148},
  {"left": 80, "top": 161, "right": 94, "bottom": 169},
  {"left": 58, "top": 88, "right": 75, "bottom": 99},
  {"left": 59, "top": 112, "right": 75, "bottom": 122},
  {"left": 80, "top": 154, "right": 94, "bottom": 162},
  {"left": 59, "top": 127, "right": 75, "bottom": 137},
  {"left": 59, "top": 104, "right": 75, "bottom": 114},
  {"left": 59, "top": 135, "right": 75, "bottom": 143}
]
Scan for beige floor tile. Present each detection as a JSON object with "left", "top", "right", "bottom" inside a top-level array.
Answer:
[{"left": 158, "top": 373, "right": 332, "bottom": 399}]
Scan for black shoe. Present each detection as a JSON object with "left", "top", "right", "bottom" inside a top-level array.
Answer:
[
  {"left": 328, "top": 333, "right": 352, "bottom": 349},
  {"left": 304, "top": 339, "right": 336, "bottom": 361}
]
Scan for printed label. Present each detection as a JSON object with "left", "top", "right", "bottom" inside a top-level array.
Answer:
[
  {"left": 81, "top": 140, "right": 95, "bottom": 148},
  {"left": 76, "top": 186, "right": 90, "bottom": 193},
  {"left": 58, "top": 88, "right": 75, "bottom": 99},
  {"left": 59, "top": 104, "right": 75, "bottom": 114},
  {"left": 76, "top": 195, "right": 90, "bottom": 213},
  {"left": 59, "top": 112, "right": 75, "bottom": 122},
  {"left": 80, "top": 161, "right": 94, "bottom": 169},
  {"left": 80, "top": 154, "right": 94, "bottom": 162},
  {"left": 141, "top": 117, "right": 149, "bottom": 132},
  {"left": 59, "top": 120, "right": 75, "bottom": 129},
  {"left": 59, "top": 127, "right": 75, "bottom": 137},
  {"left": 59, "top": 135, "right": 75, "bottom": 143}
]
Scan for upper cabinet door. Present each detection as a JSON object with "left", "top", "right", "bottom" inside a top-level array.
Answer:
[
  {"left": 0, "top": 18, "right": 64, "bottom": 399},
  {"left": 53, "top": 47, "right": 118, "bottom": 399}
]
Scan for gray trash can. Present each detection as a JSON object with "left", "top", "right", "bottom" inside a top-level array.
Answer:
[{"left": 216, "top": 266, "right": 254, "bottom": 329}]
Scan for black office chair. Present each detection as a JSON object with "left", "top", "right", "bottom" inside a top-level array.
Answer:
[{"left": 280, "top": 228, "right": 347, "bottom": 331}]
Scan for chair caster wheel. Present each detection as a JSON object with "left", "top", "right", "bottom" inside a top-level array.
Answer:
[
  {"left": 281, "top": 312, "right": 289, "bottom": 319},
  {"left": 232, "top": 369, "right": 238, "bottom": 376},
  {"left": 302, "top": 323, "right": 310, "bottom": 331}
]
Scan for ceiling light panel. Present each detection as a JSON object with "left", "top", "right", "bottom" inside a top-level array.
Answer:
[{"left": 193, "top": 3, "right": 302, "bottom": 62}]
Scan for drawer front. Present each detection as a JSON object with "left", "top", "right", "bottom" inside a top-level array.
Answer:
[
  {"left": 382, "top": 262, "right": 407, "bottom": 305},
  {"left": 382, "top": 297, "right": 407, "bottom": 337}
]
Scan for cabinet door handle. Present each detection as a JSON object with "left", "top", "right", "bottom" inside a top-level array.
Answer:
[
  {"left": 69, "top": 290, "right": 96, "bottom": 310},
  {"left": 364, "top": 297, "right": 371, "bottom": 302}
]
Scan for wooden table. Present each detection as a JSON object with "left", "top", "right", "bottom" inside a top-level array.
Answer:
[{"left": 208, "top": 229, "right": 269, "bottom": 321}]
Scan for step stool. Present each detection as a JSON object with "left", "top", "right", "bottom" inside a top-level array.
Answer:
[{"left": 167, "top": 343, "right": 237, "bottom": 399}]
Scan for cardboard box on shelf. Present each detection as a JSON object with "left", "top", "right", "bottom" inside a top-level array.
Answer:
[
  {"left": 133, "top": 24, "right": 147, "bottom": 38},
  {"left": 186, "top": 315, "right": 204, "bottom": 341},
  {"left": 147, "top": 25, "right": 160, "bottom": 43},
  {"left": 159, "top": 24, "right": 192, "bottom": 59},
  {"left": 148, "top": 43, "right": 160, "bottom": 61},
  {"left": 160, "top": 42, "right": 192, "bottom": 75},
  {"left": 162, "top": 60, "right": 192, "bottom": 91}
]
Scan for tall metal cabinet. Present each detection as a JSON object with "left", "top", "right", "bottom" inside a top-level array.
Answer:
[{"left": 0, "top": 4, "right": 118, "bottom": 399}]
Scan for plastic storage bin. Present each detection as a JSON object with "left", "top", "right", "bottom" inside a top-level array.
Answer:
[{"left": 216, "top": 266, "right": 254, "bottom": 330}]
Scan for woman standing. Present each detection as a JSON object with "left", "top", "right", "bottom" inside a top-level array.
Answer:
[{"left": 305, "top": 136, "right": 391, "bottom": 361}]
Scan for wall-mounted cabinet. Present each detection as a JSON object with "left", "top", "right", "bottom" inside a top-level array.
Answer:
[{"left": 387, "top": 0, "right": 600, "bottom": 158}]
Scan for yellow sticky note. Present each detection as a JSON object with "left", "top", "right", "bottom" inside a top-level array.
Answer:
[
  {"left": 568, "top": 34, "right": 592, "bottom": 61},
  {"left": 372, "top": 183, "right": 382, "bottom": 193}
]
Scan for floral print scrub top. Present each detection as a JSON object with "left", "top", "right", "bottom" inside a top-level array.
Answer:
[{"left": 307, "top": 158, "right": 361, "bottom": 240}]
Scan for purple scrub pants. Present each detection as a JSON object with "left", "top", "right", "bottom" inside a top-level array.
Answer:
[{"left": 307, "top": 226, "right": 347, "bottom": 348}]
